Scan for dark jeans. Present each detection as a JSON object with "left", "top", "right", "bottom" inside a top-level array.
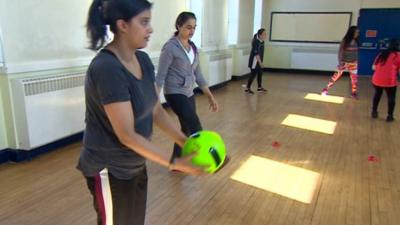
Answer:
[
  {"left": 247, "top": 65, "right": 263, "bottom": 89},
  {"left": 165, "top": 94, "right": 203, "bottom": 157},
  {"left": 85, "top": 167, "right": 148, "bottom": 225},
  {"left": 372, "top": 85, "right": 397, "bottom": 116}
]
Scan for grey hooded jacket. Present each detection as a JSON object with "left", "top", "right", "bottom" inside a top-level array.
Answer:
[{"left": 156, "top": 37, "right": 207, "bottom": 97}]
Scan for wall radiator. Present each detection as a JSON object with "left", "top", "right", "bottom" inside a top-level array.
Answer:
[
  {"left": 291, "top": 48, "right": 338, "bottom": 71},
  {"left": 11, "top": 72, "right": 85, "bottom": 150},
  {"left": 207, "top": 51, "right": 233, "bottom": 86},
  {"left": 232, "top": 47, "right": 250, "bottom": 76}
]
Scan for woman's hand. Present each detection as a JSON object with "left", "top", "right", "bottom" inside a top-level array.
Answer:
[
  {"left": 171, "top": 153, "right": 208, "bottom": 176},
  {"left": 208, "top": 97, "right": 219, "bottom": 112},
  {"left": 199, "top": 86, "right": 219, "bottom": 112}
]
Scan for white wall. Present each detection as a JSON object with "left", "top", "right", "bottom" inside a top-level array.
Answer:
[
  {"left": 0, "top": 0, "right": 94, "bottom": 74},
  {"left": 146, "top": 0, "right": 187, "bottom": 52},
  {"left": 202, "top": 0, "right": 229, "bottom": 48},
  {"left": 0, "top": 0, "right": 189, "bottom": 74},
  {"left": 0, "top": 25, "right": 4, "bottom": 68},
  {"left": 238, "top": 0, "right": 255, "bottom": 45},
  {"left": 230, "top": 0, "right": 254, "bottom": 76},
  {"left": 362, "top": 0, "right": 400, "bottom": 8},
  {"left": 0, "top": 89, "right": 7, "bottom": 150},
  {"left": 0, "top": 1, "right": 6, "bottom": 68}
]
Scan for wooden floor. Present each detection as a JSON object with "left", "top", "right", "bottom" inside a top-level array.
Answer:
[{"left": 1, "top": 72, "right": 400, "bottom": 225}]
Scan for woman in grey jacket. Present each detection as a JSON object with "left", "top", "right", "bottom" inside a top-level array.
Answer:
[{"left": 156, "top": 12, "right": 219, "bottom": 160}]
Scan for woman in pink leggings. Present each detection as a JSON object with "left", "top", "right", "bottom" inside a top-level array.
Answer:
[{"left": 321, "top": 26, "right": 359, "bottom": 99}]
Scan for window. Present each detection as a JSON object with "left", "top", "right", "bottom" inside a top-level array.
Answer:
[
  {"left": 0, "top": 27, "right": 4, "bottom": 67},
  {"left": 253, "top": 0, "right": 263, "bottom": 34},
  {"left": 189, "top": 0, "right": 203, "bottom": 47},
  {"left": 227, "top": 0, "right": 239, "bottom": 45}
]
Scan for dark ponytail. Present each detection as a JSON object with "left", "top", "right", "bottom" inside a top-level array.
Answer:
[
  {"left": 252, "top": 28, "right": 266, "bottom": 45},
  {"left": 87, "top": 0, "right": 108, "bottom": 50},
  {"left": 86, "top": 0, "right": 152, "bottom": 50},
  {"left": 376, "top": 39, "right": 400, "bottom": 65},
  {"left": 174, "top": 12, "right": 196, "bottom": 36},
  {"left": 342, "top": 25, "right": 358, "bottom": 49}
]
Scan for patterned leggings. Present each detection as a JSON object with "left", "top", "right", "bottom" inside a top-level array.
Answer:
[{"left": 325, "top": 62, "right": 358, "bottom": 94}]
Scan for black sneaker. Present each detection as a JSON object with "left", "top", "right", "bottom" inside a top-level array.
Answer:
[
  {"left": 257, "top": 87, "right": 267, "bottom": 92},
  {"left": 245, "top": 89, "right": 254, "bottom": 94},
  {"left": 371, "top": 111, "right": 378, "bottom": 118},
  {"left": 386, "top": 115, "right": 394, "bottom": 122},
  {"left": 351, "top": 92, "right": 358, "bottom": 99}
]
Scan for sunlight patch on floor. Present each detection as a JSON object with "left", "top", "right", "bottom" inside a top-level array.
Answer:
[
  {"left": 305, "top": 93, "right": 345, "bottom": 104},
  {"left": 281, "top": 114, "right": 337, "bottom": 134},
  {"left": 231, "top": 155, "right": 320, "bottom": 204}
]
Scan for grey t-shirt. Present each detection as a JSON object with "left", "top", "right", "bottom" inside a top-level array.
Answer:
[
  {"left": 341, "top": 41, "right": 358, "bottom": 63},
  {"left": 77, "top": 49, "right": 158, "bottom": 179}
]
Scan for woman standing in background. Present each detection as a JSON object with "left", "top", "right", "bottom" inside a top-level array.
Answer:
[
  {"left": 245, "top": 28, "right": 267, "bottom": 94},
  {"left": 156, "top": 12, "right": 219, "bottom": 160}
]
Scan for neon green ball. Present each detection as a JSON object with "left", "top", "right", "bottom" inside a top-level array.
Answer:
[{"left": 182, "top": 130, "right": 226, "bottom": 174}]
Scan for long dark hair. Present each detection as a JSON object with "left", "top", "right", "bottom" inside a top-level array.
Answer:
[
  {"left": 375, "top": 39, "right": 400, "bottom": 65},
  {"left": 174, "top": 12, "right": 198, "bottom": 54},
  {"left": 86, "top": 0, "right": 152, "bottom": 50},
  {"left": 174, "top": 11, "right": 196, "bottom": 36},
  {"left": 342, "top": 25, "right": 358, "bottom": 49},
  {"left": 252, "top": 28, "right": 266, "bottom": 45}
]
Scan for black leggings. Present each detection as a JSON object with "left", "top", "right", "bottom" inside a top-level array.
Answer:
[
  {"left": 165, "top": 94, "right": 203, "bottom": 157},
  {"left": 85, "top": 167, "right": 148, "bottom": 225},
  {"left": 247, "top": 65, "right": 263, "bottom": 89},
  {"left": 372, "top": 85, "right": 397, "bottom": 116}
]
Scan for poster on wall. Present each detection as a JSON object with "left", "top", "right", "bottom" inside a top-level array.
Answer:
[{"left": 358, "top": 8, "right": 400, "bottom": 75}]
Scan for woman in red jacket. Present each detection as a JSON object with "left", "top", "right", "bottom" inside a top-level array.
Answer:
[{"left": 371, "top": 39, "right": 400, "bottom": 122}]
